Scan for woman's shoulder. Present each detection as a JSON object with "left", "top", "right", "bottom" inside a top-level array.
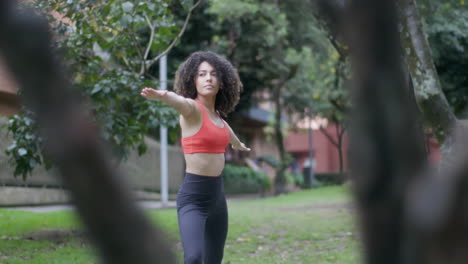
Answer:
[{"left": 180, "top": 99, "right": 202, "bottom": 122}]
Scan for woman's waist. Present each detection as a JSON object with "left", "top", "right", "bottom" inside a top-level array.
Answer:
[
  {"left": 184, "top": 153, "right": 225, "bottom": 175},
  {"left": 179, "top": 172, "right": 224, "bottom": 194},
  {"left": 184, "top": 152, "right": 225, "bottom": 160}
]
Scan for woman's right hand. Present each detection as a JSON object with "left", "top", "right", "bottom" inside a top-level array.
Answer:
[{"left": 140, "top": 87, "right": 168, "bottom": 101}]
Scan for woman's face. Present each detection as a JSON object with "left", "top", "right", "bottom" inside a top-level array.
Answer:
[{"left": 195, "top": 61, "right": 220, "bottom": 97}]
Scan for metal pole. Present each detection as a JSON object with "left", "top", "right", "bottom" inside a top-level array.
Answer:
[
  {"left": 160, "top": 55, "right": 168, "bottom": 206},
  {"left": 308, "top": 107, "right": 315, "bottom": 187}
]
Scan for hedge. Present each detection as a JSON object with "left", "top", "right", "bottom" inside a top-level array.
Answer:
[{"left": 223, "top": 164, "right": 270, "bottom": 194}]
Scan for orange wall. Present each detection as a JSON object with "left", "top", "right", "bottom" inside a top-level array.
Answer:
[
  {"left": 286, "top": 125, "right": 442, "bottom": 174},
  {"left": 285, "top": 124, "right": 349, "bottom": 173},
  {"left": 0, "top": 58, "right": 19, "bottom": 116},
  {"left": 0, "top": 58, "right": 17, "bottom": 94}
]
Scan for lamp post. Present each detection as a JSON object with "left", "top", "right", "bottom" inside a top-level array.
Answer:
[
  {"left": 308, "top": 107, "right": 316, "bottom": 187},
  {"left": 159, "top": 55, "right": 168, "bottom": 206}
]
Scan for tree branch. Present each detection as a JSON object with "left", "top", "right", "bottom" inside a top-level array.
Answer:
[
  {"left": 319, "top": 126, "right": 339, "bottom": 147},
  {"left": 143, "top": 0, "right": 202, "bottom": 73},
  {"left": 328, "top": 36, "right": 348, "bottom": 58},
  {"left": 338, "top": 123, "right": 346, "bottom": 138},
  {"left": 128, "top": 17, "right": 145, "bottom": 74},
  {"left": 143, "top": 13, "right": 155, "bottom": 61},
  {"left": 140, "top": 12, "right": 156, "bottom": 75}
]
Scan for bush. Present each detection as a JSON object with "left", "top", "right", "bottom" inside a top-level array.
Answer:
[
  {"left": 314, "top": 172, "right": 347, "bottom": 186},
  {"left": 285, "top": 171, "right": 304, "bottom": 187},
  {"left": 223, "top": 164, "right": 270, "bottom": 194}
]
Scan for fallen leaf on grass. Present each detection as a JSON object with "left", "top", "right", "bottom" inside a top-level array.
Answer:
[{"left": 236, "top": 237, "right": 251, "bottom": 242}]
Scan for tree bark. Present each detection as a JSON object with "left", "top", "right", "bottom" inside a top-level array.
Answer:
[
  {"left": 398, "top": 0, "right": 461, "bottom": 163},
  {"left": 273, "top": 84, "right": 288, "bottom": 194},
  {"left": 271, "top": 59, "right": 298, "bottom": 195},
  {"left": 336, "top": 123, "right": 345, "bottom": 172},
  {"left": 319, "top": 123, "right": 346, "bottom": 172}
]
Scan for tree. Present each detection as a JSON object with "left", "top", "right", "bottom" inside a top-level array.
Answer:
[
  {"left": 314, "top": 0, "right": 468, "bottom": 168},
  {"left": 418, "top": 0, "right": 468, "bottom": 118},
  {"left": 398, "top": 0, "right": 467, "bottom": 166},
  {"left": 5, "top": 0, "right": 201, "bottom": 178},
  {"left": 272, "top": 0, "right": 352, "bottom": 173},
  {"left": 286, "top": 46, "right": 350, "bottom": 172}
]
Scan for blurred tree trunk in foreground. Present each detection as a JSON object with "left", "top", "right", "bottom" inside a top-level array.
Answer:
[
  {"left": 0, "top": 1, "right": 175, "bottom": 263},
  {"left": 342, "top": 0, "right": 468, "bottom": 264}
]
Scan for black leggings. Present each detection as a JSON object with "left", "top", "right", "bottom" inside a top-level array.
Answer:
[{"left": 177, "top": 173, "right": 228, "bottom": 264}]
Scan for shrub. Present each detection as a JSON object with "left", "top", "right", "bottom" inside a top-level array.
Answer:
[
  {"left": 285, "top": 171, "right": 304, "bottom": 187},
  {"left": 315, "top": 172, "right": 347, "bottom": 186},
  {"left": 223, "top": 164, "right": 270, "bottom": 194}
]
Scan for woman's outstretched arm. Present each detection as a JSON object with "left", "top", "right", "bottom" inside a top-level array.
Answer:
[
  {"left": 140, "top": 87, "right": 197, "bottom": 118},
  {"left": 224, "top": 121, "right": 251, "bottom": 152}
]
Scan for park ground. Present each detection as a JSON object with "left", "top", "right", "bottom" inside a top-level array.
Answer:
[{"left": 0, "top": 186, "right": 361, "bottom": 264}]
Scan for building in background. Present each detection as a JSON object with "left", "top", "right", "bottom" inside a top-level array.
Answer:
[
  {"left": 285, "top": 122, "right": 349, "bottom": 174},
  {"left": 0, "top": 57, "right": 19, "bottom": 116},
  {"left": 226, "top": 106, "right": 280, "bottom": 179}
]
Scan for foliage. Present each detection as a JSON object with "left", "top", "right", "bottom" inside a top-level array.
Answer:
[
  {"left": 170, "top": 0, "right": 349, "bottom": 171},
  {"left": 304, "top": 0, "right": 467, "bottom": 126},
  {"left": 256, "top": 154, "right": 294, "bottom": 170},
  {"left": 419, "top": 1, "right": 468, "bottom": 117},
  {"left": 203, "top": 0, "right": 327, "bottom": 116},
  {"left": 206, "top": 0, "right": 291, "bottom": 92},
  {"left": 205, "top": 0, "right": 329, "bottom": 192},
  {"left": 280, "top": 0, "right": 350, "bottom": 125},
  {"left": 256, "top": 155, "right": 280, "bottom": 169},
  {"left": 5, "top": 0, "right": 192, "bottom": 178},
  {"left": 5, "top": 113, "right": 51, "bottom": 179},
  {"left": 223, "top": 163, "right": 270, "bottom": 194},
  {"left": 284, "top": 170, "right": 304, "bottom": 186},
  {"left": 284, "top": 46, "right": 350, "bottom": 124}
]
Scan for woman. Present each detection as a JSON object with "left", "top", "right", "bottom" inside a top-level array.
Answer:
[{"left": 140, "top": 51, "right": 250, "bottom": 264}]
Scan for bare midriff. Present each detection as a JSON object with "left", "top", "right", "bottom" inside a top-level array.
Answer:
[{"left": 184, "top": 152, "right": 225, "bottom": 177}]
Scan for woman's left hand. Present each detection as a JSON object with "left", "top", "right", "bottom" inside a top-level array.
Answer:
[{"left": 232, "top": 142, "right": 251, "bottom": 152}]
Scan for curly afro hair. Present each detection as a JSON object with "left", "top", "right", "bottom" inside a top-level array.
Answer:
[{"left": 173, "top": 51, "right": 243, "bottom": 117}]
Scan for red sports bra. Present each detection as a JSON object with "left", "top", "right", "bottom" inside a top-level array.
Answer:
[{"left": 181, "top": 100, "right": 230, "bottom": 154}]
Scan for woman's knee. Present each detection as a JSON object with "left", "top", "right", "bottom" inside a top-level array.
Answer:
[{"left": 184, "top": 251, "right": 203, "bottom": 264}]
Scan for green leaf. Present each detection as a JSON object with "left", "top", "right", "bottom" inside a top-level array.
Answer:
[
  {"left": 18, "top": 148, "right": 28, "bottom": 156},
  {"left": 91, "top": 85, "right": 102, "bottom": 94},
  {"left": 29, "top": 158, "right": 37, "bottom": 168},
  {"left": 122, "top": 2, "right": 134, "bottom": 13},
  {"left": 137, "top": 143, "right": 147, "bottom": 155},
  {"left": 180, "top": 0, "right": 193, "bottom": 12},
  {"left": 7, "top": 143, "right": 17, "bottom": 152},
  {"left": 121, "top": 14, "right": 133, "bottom": 26}
]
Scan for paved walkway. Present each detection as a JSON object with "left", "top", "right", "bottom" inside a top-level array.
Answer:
[
  {"left": 5, "top": 194, "right": 264, "bottom": 213},
  {"left": 6, "top": 200, "right": 178, "bottom": 213}
]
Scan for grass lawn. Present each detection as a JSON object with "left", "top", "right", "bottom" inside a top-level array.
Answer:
[{"left": 0, "top": 186, "right": 361, "bottom": 264}]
